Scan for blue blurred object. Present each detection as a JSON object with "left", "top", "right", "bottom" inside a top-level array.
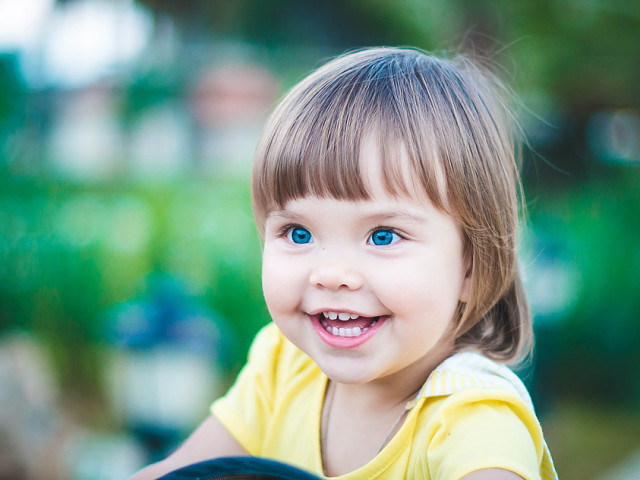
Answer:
[
  {"left": 107, "top": 274, "right": 223, "bottom": 353},
  {"left": 104, "top": 274, "right": 231, "bottom": 461}
]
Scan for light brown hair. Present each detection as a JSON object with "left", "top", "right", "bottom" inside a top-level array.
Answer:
[{"left": 251, "top": 47, "right": 532, "bottom": 364}]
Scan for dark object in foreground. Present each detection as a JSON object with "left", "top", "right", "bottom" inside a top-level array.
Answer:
[{"left": 157, "top": 456, "right": 324, "bottom": 480}]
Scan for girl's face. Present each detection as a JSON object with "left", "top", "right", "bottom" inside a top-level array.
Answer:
[{"left": 261, "top": 141, "right": 471, "bottom": 388}]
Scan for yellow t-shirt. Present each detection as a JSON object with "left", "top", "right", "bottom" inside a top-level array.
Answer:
[{"left": 211, "top": 324, "right": 557, "bottom": 480}]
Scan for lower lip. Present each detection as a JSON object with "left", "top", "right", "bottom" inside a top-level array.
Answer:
[{"left": 310, "top": 315, "right": 387, "bottom": 348}]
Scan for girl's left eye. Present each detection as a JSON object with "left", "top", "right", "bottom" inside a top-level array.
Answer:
[{"left": 368, "top": 229, "right": 400, "bottom": 246}]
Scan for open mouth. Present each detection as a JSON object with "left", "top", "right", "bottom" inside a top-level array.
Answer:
[
  {"left": 317, "top": 311, "right": 381, "bottom": 338},
  {"left": 309, "top": 311, "right": 388, "bottom": 348}
]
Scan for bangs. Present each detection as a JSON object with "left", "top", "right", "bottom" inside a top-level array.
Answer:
[{"left": 252, "top": 49, "right": 450, "bottom": 229}]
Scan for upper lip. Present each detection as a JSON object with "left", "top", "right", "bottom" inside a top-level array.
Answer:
[{"left": 307, "top": 308, "right": 378, "bottom": 319}]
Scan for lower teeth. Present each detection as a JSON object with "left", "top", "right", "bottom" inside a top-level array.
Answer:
[{"left": 321, "top": 319, "right": 375, "bottom": 337}]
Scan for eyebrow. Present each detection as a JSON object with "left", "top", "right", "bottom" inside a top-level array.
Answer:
[
  {"left": 360, "top": 211, "right": 429, "bottom": 225},
  {"left": 266, "top": 210, "right": 299, "bottom": 220},
  {"left": 266, "top": 208, "right": 430, "bottom": 224}
]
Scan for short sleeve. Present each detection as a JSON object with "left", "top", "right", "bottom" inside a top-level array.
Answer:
[
  {"left": 426, "top": 389, "right": 545, "bottom": 480},
  {"left": 211, "top": 323, "right": 283, "bottom": 455}
]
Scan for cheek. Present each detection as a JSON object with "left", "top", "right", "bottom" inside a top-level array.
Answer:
[
  {"left": 378, "top": 259, "right": 464, "bottom": 316},
  {"left": 261, "top": 254, "right": 280, "bottom": 309},
  {"left": 261, "top": 249, "right": 300, "bottom": 313}
]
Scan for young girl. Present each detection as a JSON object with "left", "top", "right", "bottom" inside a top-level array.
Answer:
[{"left": 133, "top": 47, "right": 557, "bottom": 480}]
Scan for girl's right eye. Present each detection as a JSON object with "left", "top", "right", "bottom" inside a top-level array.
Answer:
[{"left": 286, "top": 226, "right": 313, "bottom": 244}]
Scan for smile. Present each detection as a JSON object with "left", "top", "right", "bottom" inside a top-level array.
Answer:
[
  {"left": 309, "top": 311, "right": 387, "bottom": 348},
  {"left": 319, "top": 312, "right": 379, "bottom": 337}
]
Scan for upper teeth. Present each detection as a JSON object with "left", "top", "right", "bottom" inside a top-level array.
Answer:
[{"left": 323, "top": 311, "right": 359, "bottom": 321}]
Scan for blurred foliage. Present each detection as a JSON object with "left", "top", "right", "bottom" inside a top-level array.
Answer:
[
  {"left": 543, "top": 401, "right": 640, "bottom": 480},
  {"left": 527, "top": 168, "right": 640, "bottom": 405},
  {"left": 0, "top": 172, "right": 267, "bottom": 398},
  {"left": 0, "top": 55, "right": 27, "bottom": 159},
  {"left": 135, "top": 0, "right": 640, "bottom": 108},
  {"left": 0, "top": 0, "right": 636, "bottom": 420},
  {"left": 0, "top": 55, "right": 25, "bottom": 123},
  {"left": 122, "top": 71, "right": 184, "bottom": 125}
]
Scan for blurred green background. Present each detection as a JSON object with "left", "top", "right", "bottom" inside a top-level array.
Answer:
[{"left": 1, "top": 1, "right": 639, "bottom": 479}]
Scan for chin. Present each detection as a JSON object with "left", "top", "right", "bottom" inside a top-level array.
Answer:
[{"left": 314, "top": 356, "right": 383, "bottom": 385}]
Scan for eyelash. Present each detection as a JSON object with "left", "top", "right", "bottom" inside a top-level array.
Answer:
[
  {"left": 278, "top": 224, "right": 302, "bottom": 238},
  {"left": 276, "top": 224, "right": 406, "bottom": 244},
  {"left": 367, "top": 226, "right": 404, "bottom": 246},
  {"left": 278, "top": 224, "right": 313, "bottom": 244}
]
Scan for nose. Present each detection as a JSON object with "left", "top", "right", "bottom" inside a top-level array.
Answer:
[{"left": 309, "top": 263, "right": 363, "bottom": 291}]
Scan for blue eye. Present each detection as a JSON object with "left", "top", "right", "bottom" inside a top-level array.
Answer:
[
  {"left": 288, "top": 226, "right": 313, "bottom": 244},
  {"left": 368, "top": 229, "right": 399, "bottom": 246}
]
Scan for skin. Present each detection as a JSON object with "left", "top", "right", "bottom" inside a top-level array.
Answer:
[{"left": 130, "top": 139, "right": 524, "bottom": 479}]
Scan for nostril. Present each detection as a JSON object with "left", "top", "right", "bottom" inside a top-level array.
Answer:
[{"left": 309, "top": 265, "right": 363, "bottom": 291}]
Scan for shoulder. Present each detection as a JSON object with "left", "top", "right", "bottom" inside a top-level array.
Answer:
[
  {"left": 247, "top": 322, "right": 283, "bottom": 358},
  {"left": 415, "top": 352, "right": 536, "bottom": 417},
  {"left": 421, "top": 389, "right": 545, "bottom": 480},
  {"left": 246, "top": 323, "right": 319, "bottom": 386},
  {"left": 211, "top": 323, "right": 323, "bottom": 455},
  {"left": 424, "top": 352, "right": 543, "bottom": 451},
  {"left": 429, "top": 352, "right": 533, "bottom": 400},
  {"left": 415, "top": 352, "right": 556, "bottom": 479}
]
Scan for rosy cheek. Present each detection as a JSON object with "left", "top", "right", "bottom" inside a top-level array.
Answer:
[{"left": 262, "top": 264, "right": 291, "bottom": 311}]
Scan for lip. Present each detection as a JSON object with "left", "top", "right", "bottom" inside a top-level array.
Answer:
[
  {"left": 310, "top": 313, "right": 388, "bottom": 348},
  {"left": 307, "top": 308, "right": 367, "bottom": 318}
]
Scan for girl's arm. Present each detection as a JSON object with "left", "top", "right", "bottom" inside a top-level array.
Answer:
[
  {"left": 461, "top": 469, "right": 524, "bottom": 479},
  {"left": 129, "top": 415, "right": 248, "bottom": 480}
]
